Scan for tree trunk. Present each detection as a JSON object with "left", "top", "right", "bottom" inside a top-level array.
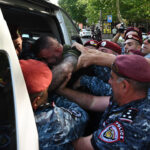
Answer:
[{"left": 116, "top": 0, "right": 126, "bottom": 25}]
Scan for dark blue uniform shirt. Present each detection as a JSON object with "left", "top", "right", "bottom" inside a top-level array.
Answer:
[
  {"left": 80, "top": 66, "right": 112, "bottom": 96},
  {"left": 35, "top": 97, "right": 89, "bottom": 150},
  {"left": 91, "top": 97, "right": 150, "bottom": 149}
]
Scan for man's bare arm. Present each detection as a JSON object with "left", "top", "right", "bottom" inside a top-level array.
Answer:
[
  {"left": 112, "top": 32, "right": 122, "bottom": 43},
  {"left": 72, "top": 42, "right": 116, "bottom": 70},
  {"left": 57, "top": 86, "right": 110, "bottom": 111},
  {"left": 73, "top": 135, "right": 94, "bottom": 150},
  {"left": 49, "top": 55, "right": 77, "bottom": 92}
]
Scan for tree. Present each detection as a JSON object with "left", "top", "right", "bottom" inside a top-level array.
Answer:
[
  {"left": 81, "top": 0, "right": 118, "bottom": 25},
  {"left": 58, "top": 0, "right": 150, "bottom": 30},
  {"left": 58, "top": 0, "right": 87, "bottom": 24}
]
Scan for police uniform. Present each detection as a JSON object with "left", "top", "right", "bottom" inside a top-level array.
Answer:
[
  {"left": 19, "top": 59, "right": 89, "bottom": 150},
  {"left": 35, "top": 97, "right": 89, "bottom": 150},
  {"left": 93, "top": 65, "right": 110, "bottom": 82},
  {"left": 78, "top": 65, "right": 112, "bottom": 135},
  {"left": 91, "top": 97, "right": 150, "bottom": 149},
  {"left": 90, "top": 55, "right": 150, "bottom": 150},
  {"left": 80, "top": 66, "right": 112, "bottom": 96},
  {"left": 80, "top": 75, "right": 112, "bottom": 96}
]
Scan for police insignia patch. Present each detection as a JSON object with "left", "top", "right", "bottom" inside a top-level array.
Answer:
[
  {"left": 99, "top": 121, "right": 124, "bottom": 143},
  {"left": 90, "top": 41, "right": 94, "bottom": 45},
  {"left": 101, "top": 41, "right": 106, "bottom": 47},
  {"left": 128, "top": 35, "right": 133, "bottom": 38}
]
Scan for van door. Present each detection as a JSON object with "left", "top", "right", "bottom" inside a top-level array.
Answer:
[{"left": 0, "top": 9, "right": 39, "bottom": 150}]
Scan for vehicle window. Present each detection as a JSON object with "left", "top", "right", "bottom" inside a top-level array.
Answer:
[
  {"left": 1, "top": 5, "right": 64, "bottom": 43},
  {"left": 61, "top": 10, "right": 80, "bottom": 43},
  {"left": 0, "top": 50, "right": 16, "bottom": 150},
  {"left": 22, "top": 34, "right": 29, "bottom": 38}
]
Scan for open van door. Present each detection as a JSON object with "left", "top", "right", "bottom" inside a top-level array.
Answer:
[{"left": 0, "top": 9, "right": 39, "bottom": 150}]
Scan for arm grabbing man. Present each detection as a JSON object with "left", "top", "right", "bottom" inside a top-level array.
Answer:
[
  {"left": 49, "top": 54, "right": 77, "bottom": 92},
  {"left": 72, "top": 42, "right": 116, "bottom": 70},
  {"left": 56, "top": 72, "right": 110, "bottom": 111},
  {"left": 56, "top": 41, "right": 119, "bottom": 112}
]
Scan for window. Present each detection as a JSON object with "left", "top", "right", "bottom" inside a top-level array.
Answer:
[
  {"left": 0, "top": 50, "right": 16, "bottom": 150},
  {"left": 61, "top": 10, "right": 82, "bottom": 44}
]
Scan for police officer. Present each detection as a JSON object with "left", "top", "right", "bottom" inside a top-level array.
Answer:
[
  {"left": 124, "top": 34, "right": 142, "bottom": 54},
  {"left": 142, "top": 34, "right": 150, "bottom": 58},
  {"left": 72, "top": 55, "right": 150, "bottom": 149},
  {"left": 20, "top": 59, "right": 89, "bottom": 150},
  {"left": 112, "top": 26, "right": 142, "bottom": 54}
]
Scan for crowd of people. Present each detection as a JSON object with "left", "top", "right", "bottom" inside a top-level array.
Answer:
[{"left": 9, "top": 23, "right": 150, "bottom": 149}]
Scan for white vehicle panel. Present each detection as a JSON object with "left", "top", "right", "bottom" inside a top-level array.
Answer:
[{"left": 0, "top": 9, "right": 39, "bottom": 150}]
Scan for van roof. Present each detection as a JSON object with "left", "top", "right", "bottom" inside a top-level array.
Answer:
[{"left": 0, "top": 0, "right": 59, "bottom": 10}]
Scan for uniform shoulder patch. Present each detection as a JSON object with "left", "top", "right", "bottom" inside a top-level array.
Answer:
[
  {"left": 120, "top": 108, "right": 138, "bottom": 123},
  {"left": 99, "top": 121, "right": 124, "bottom": 143}
]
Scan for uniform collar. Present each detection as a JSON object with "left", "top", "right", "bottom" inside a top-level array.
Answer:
[
  {"left": 111, "top": 97, "right": 147, "bottom": 113},
  {"left": 35, "top": 103, "right": 53, "bottom": 112}
]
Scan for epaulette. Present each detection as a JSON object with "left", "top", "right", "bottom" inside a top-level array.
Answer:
[{"left": 120, "top": 108, "right": 138, "bottom": 123}]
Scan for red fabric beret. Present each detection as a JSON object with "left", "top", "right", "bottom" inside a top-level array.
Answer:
[
  {"left": 84, "top": 40, "right": 99, "bottom": 48},
  {"left": 20, "top": 59, "right": 52, "bottom": 94},
  {"left": 98, "top": 40, "right": 121, "bottom": 54},
  {"left": 125, "top": 34, "right": 143, "bottom": 45},
  {"left": 112, "top": 55, "right": 150, "bottom": 82},
  {"left": 125, "top": 27, "right": 142, "bottom": 39},
  {"left": 128, "top": 49, "right": 145, "bottom": 56}
]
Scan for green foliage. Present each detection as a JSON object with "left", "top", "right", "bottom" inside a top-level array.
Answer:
[
  {"left": 85, "top": 0, "right": 118, "bottom": 24},
  {"left": 119, "top": 0, "right": 150, "bottom": 24},
  {"left": 58, "top": 0, "right": 87, "bottom": 24},
  {"left": 58, "top": 0, "right": 150, "bottom": 25}
]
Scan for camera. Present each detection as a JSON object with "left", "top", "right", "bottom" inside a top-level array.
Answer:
[
  {"left": 63, "top": 44, "right": 81, "bottom": 58},
  {"left": 118, "top": 23, "right": 125, "bottom": 33}
]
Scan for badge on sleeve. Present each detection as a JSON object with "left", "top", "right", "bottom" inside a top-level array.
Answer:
[{"left": 99, "top": 121, "right": 124, "bottom": 143}]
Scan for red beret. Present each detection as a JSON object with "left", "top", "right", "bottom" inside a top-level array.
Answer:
[
  {"left": 125, "top": 27, "right": 142, "bottom": 39},
  {"left": 84, "top": 40, "right": 99, "bottom": 48},
  {"left": 20, "top": 59, "right": 52, "bottom": 94},
  {"left": 125, "top": 34, "right": 143, "bottom": 45},
  {"left": 98, "top": 40, "right": 121, "bottom": 54},
  {"left": 112, "top": 55, "right": 150, "bottom": 82},
  {"left": 128, "top": 49, "right": 145, "bottom": 56}
]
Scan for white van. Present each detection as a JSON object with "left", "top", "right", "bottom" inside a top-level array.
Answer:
[{"left": 0, "top": 0, "right": 81, "bottom": 149}]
